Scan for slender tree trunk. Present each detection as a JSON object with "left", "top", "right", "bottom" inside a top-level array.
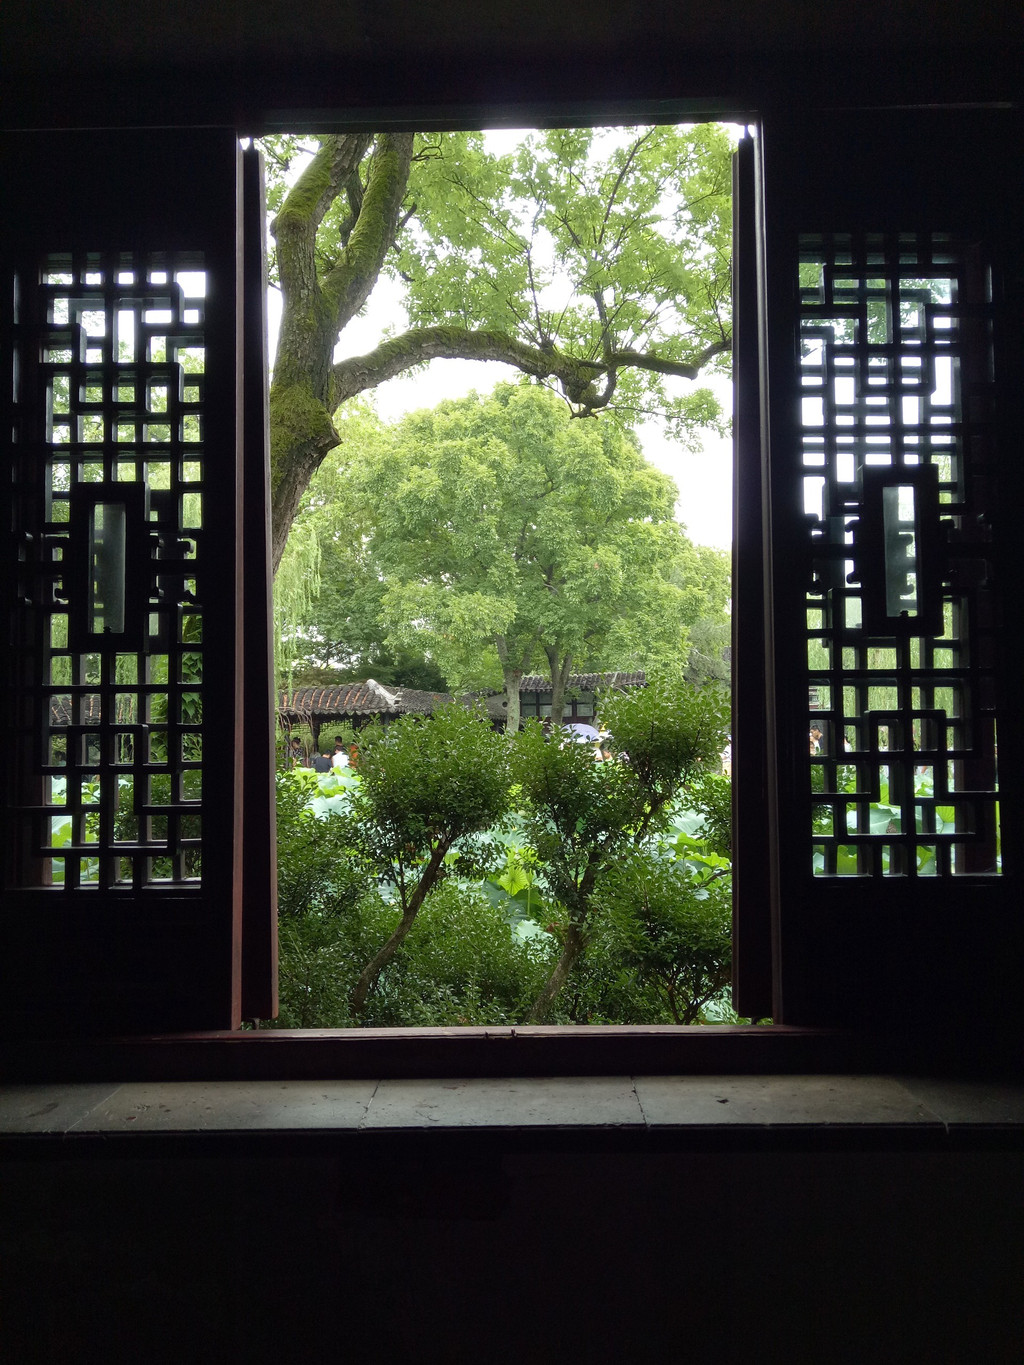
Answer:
[
  {"left": 494, "top": 630, "right": 524, "bottom": 731},
  {"left": 496, "top": 634, "right": 539, "bottom": 734},
  {"left": 527, "top": 921, "right": 586, "bottom": 1023},
  {"left": 503, "top": 668, "right": 523, "bottom": 734},
  {"left": 349, "top": 840, "right": 449, "bottom": 1015},
  {"left": 545, "top": 645, "right": 573, "bottom": 726}
]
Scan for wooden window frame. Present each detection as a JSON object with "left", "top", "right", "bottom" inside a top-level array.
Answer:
[{"left": 2, "top": 102, "right": 1022, "bottom": 1082}]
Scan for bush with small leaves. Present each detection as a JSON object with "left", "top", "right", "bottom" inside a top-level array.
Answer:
[
  {"left": 596, "top": 850, "right": 732, "bottom": 1024},
  {"left": 348, "top": 703, "right": 514, "bottom": 1014},
  {"left": 513, "top": 678, "right": 729, "bottom": 1020}
]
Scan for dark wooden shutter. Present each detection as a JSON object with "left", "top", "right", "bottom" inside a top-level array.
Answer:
[
  {"left": 730, "top": 129, "right": 774, "bottom": 1021},
  {"left": 0, "top": 130, "right": 274, "bottom": 1033},
  {"left": 239, "top": 143, "right": 279, "bottom": 1023},
  {"left": 756, "top": 109, "right": 1024, "bottom": 1029}
]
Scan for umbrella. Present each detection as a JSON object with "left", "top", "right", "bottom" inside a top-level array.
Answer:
[{"left": 564, "top": 723, "right": 600, "bottom": 741}]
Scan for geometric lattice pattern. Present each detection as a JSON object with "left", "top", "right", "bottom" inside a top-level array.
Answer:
[
  {"left": 800, "top": 233, "right": 1000, "bottom": 876},
  {"left": 5, "top": 252, "right": 206, "bottom": 889}
]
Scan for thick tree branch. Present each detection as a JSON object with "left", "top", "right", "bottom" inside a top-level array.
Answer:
[
  {"left": 337, "top": 169, "right": 365, "bottom": 248},
  {"left": 606, "top": 341, "right": 729, "bottom": 379},
  {"left": 321, "top": 132, "right": 415, "bottom": 338},
  {"left": 332, "top": 326, "right": 729, "bottom": 414},
  {"left": 271, "top": 135, "right": 371, "bottom": 249}
]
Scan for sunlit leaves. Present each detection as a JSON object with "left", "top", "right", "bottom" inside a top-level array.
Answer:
[{"left": 392, "top": 124, "right": 734, "bottom": 427}]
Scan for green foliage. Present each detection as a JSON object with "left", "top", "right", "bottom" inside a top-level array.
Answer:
[
  {"left": 597, "top": 852, "right": 732, "bottom": 1024},
  {"left": 810, "top": 765, "right": 958, "bottom": 876},
  {"left": 394, "top": 125, "right": 733, "bottom": 429},
  {"left": 270, "top": 680, "right": 738, "bottom": 1028},
  {"left": 598, "top": 677, "right": 730, "bottom": 836},
  {"left": 345, "top": 703, "right": 514, "bottom": 1012},
  {"left": 682, "top": 771, "right": 733, "bottom": 858},
  {"left": 263, "top": 124, "right": 735, "bottom": 569},
  {"left": 511, "top": 676, "right": 730, "bottom": 1018},
  {"left": 352, "top": 704, "right": 512, "bottom": 889},
  {"left": 273, "top": 877, "right": 551, "bottom": 1029},
  {"left": 274, "top": 401, "right": 422, "bottom": 684},
  {"left": 512, "top": 722, "right": 644, "bottom": 917},
  {"left": 275, "top": 910, "right": 366, "bottom": 1029},
  {"left": 274, "top": 515, "right": 321, "bottom": 688},
  {"left": 274, "top": 769, "right": 370, "bottom": 920},
  {"left": 537, "top": 939, "right": 670, "bottom": 1025},
  {"left": 358, "top": 881, "right": 551, "bottom": 1026},
  {"left": 272, "top": 756, "right": 548, "bottom": 1027},
  {"left": 291, "top": 383, "right": 728, "bottom": 719}
]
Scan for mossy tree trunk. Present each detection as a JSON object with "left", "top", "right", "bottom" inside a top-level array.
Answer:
[{"left": 270, "top": 133, "right": 413, "bottom": 570}]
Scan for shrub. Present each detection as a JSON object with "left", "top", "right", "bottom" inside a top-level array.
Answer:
[{"left": 596, "top": 851, "right": 732, "bottom": 1024}]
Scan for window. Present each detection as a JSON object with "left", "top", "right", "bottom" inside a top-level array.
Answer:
[
  {"left": 753, "top": 108, "right": 1024, "bottom": 1029},
  {"left": 799, "top": 233, "right": 999, "bottom": 880},
  {"left": 2, "top": 107, "right": 1022, "bottom": 1055},
  {"left": 19, "top": 252, "right": 208, "bottom": 893},
  {"left": 0, "top": 130, "right": 275, "bottom": 1035}
]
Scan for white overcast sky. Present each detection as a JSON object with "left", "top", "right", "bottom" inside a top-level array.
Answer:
[{"left": 265, "top": 128, "right": 734, "bottom": 552}]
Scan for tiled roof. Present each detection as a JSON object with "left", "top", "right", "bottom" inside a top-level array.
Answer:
[
  {"left": 279, "top": 672, "right": 645, "bottom": 721},
  {"left": 390, "top": 687, "right": 455, "bottom": 714},
  {"left": 517, "top": 671, "right": 646, "bottom": 693},
  {"left": 279, "top": 682, "right": 403, "bottom": 717},
  {"left": 49, "top": 694, "right": 103, "bottom": 726},
  {"left": 279, "top": 680, "right": 454, "bottom": 719}
]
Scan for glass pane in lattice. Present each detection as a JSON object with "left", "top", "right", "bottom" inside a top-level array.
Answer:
[
  {"left": 800, "top": 233, "right": 1000, "bottom": 878},
  {"left": 6, "top": 252, "right": 206, "bottom": 890}
]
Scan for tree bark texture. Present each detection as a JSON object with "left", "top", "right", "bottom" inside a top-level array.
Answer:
[
  {"left": 527, "top": 922, "right": 586, "bottom": 1023},
  {"left": 349, "top": 839, "right": 450, "bottom": 1015},
  {"left": 270, "top": 132, "right": 414, "bottom": 569},
  {"left": 545, "top": 645, "right": 573, "bottom": 727}
]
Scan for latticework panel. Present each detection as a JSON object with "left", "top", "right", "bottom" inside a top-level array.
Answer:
[
  {"left": 6, "top": 252, "right": 207, "bottom": 890},
  {"left": 799, "top": 233, "right": 1000, "bottom": 877}
]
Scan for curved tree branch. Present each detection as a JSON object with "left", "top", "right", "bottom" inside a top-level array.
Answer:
[{"left": 332, "top": 326, "right": 730, "bottom": 412}]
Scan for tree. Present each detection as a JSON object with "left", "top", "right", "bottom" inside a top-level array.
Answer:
[
  {"left": 265, "top": 123, "right": 733, "bottom": 568},
  {"left": 598, "top": 852, "right": 732, "bottom": 1024},
  {"left": 513, "top": 677, "right": 729, "bottom": 1020},
  {"left": 678, "top": 544, "right": 731, "bottom": 687},
  {"left": 275, "top": 403, "right": 449, "bottom": 690},
  {"left": 345, "top": 704, "right": 512, "bottom": 1015},
  {"left": 330, "top": 382, "right": 710, "bottom": 729}
]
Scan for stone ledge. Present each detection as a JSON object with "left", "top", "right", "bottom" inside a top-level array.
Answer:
[{"left": 2, "top": 1074, "right": 1023, "bottom": 1139}]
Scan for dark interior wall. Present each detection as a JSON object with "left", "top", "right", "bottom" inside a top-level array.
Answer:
[
  {"left": 3, "top": 1141, "right": 1022, "bottom": 1364},
  {"left": 3, "top": 0, "right": 1022, "bottom": 128},
  {"left": 11, "top": 0, "right": 1020, "bottom": 68},
  {"left": 2, "top": 6, "right": 1023, "bottom": 1360}
]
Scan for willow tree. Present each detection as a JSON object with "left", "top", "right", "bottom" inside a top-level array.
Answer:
[{"left": 265, "top": 124, "right": 733, "bottom": 569}]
